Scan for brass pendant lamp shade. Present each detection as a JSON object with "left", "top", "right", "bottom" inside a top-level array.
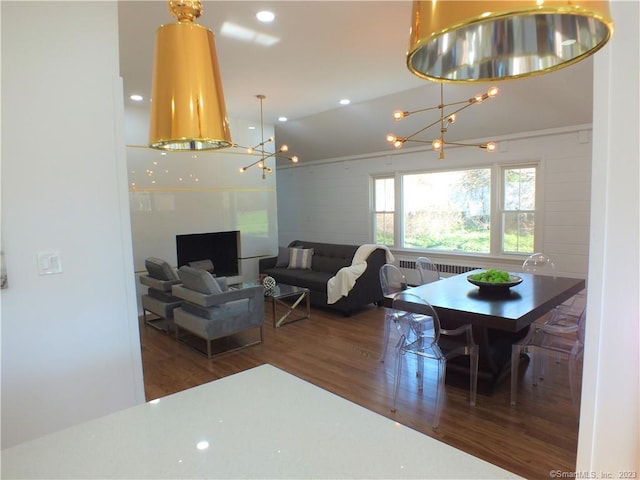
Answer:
[
  {"left": 407, "top": 0, "right": 614, "bottom": 82},
  {"left": 149, "top": 1, "right": 232, "bottom": 150}
]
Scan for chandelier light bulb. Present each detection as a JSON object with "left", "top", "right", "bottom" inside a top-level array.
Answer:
[
  {"left": 385, "top": 84, "right": 497, "bottom": 160},
  {"left": 236, "top": 95, "right": 299, "bottom": 178}
]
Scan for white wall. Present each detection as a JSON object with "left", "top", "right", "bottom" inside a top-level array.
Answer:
[
  {"left": 124, "top": 107, "right": 280, "bottom": 309},
  {"left": 577, "top": 0, "right": 639, "bottom": 471},
  {"left": 1, "top": 1, "right": 145, "bottom": 448},
  {"left": 276, "top": 126, "right": 592, "bottom": 279}
]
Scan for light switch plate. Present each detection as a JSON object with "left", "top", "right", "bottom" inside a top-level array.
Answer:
[{"left": 37, "top": 251, "right": 62, "bottom": 275}]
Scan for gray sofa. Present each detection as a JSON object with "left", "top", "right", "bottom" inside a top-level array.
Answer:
[{"left": 259, "top": 240, "right": 387, "bottom": 315}]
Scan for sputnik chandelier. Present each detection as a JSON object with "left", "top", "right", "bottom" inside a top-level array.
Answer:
[
  {"left": 385, "top": 84, "right": 499, "bottom": 160},
  {"left": 238, "top": 95, "right": 298, "bottom": 179}
]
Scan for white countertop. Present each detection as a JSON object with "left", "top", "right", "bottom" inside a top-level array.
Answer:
[{"left": 1, "top": 364, "right": 521, "bottom": 479}]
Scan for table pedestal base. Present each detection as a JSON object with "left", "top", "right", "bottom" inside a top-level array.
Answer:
[{"left": 443, "top": 326, "right": 530, "bottom": 395}]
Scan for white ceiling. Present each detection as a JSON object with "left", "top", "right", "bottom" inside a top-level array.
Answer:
[{"left": 118, "top": 1, "right": 594, "bottom": 162}]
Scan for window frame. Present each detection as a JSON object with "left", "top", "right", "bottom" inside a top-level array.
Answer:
[
  {"left": 372, "top": 161, "right": 539, "bottom": 258},
  {"left": 497, "top": 164, "right": 539, "bottom": 255},
  {"left": 371, "top": 175, "right": 396, "bottom": 247}
]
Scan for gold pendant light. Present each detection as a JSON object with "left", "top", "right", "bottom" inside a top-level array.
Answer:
[
  {"left": 407, "top": 0, "right": 614, "bottom": 82},
  {"left": 149, "top": 0, "right": 232, "bottom": 150}
]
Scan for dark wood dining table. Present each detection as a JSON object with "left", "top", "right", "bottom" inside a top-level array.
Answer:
[{"left": 384, "top": 269, "right": 586, "bottom": 394}]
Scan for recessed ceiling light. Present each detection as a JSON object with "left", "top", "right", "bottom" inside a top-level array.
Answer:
[
  {"left": 130, "top": 94, "right": 143, "bottom": 101},
  {"left": 278, "top": 117, "right": 288, "bottom": 122},
  {"left": 256, "top": 11, "right": 275, "bottom": 22},
  {"left": 220, "top": 22, "right": 280, "bottom": 47},
  {"left": 248, "top": 126, "right": 256, "bottom": 130},
  {"left": 340, "top": 98, "right": 351, "bottom": 105}
]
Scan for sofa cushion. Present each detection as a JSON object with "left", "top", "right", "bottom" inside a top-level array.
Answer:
[
  {"left": 275, "top": 246, "right": 290, "bottom": 267},
  {"left": 288, "top": 241, "right": 358, "bottom": 274},
  {"left": 178, "top": 266, "right": 223, "bottom": 295},
  {"left": 147, "top": 288, "right": 180, "bottom": 303},
  {"left": 312, "top": 255, "right": 352, "bottom": 274},
  {"left": 288, "top": 248, "right": 314, "bottom": 269},
  {"left": 145, "top": 257, "right": 179, "bottom": 281},
  {"left": 264, "top": 268, "right": 332, "bottom": 293}
]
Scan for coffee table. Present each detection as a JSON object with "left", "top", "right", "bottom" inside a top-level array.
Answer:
[{"left": 266, "top": 283, "right": 310, "bottom": 328}]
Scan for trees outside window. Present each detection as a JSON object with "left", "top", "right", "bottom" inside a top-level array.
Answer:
[
  {"left": 501, "top": 166, "right": 536, "bottom": 254},
  {"left": 373, "top": 177, "right": 395, "bottom": 246},
  {"left": 373, "top": 164, "right": 537, "bottom": 256}
]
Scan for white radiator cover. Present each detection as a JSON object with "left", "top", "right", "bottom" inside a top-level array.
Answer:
[{"left": 394, "top": 255, "right": 522, "bottom": 286}]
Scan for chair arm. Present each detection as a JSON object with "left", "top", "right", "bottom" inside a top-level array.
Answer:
[
  {"left": 441, "top": 323, "right": 477, "bottom": 345},
  {"left": 140, "top": 275, "right": 181, "bottom": 292},
  {"left": 172, "top": 284, "right": 264, "bottom": 308}
]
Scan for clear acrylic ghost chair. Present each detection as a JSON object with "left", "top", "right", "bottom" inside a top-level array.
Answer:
[
  {"left": 522, "top": 253, "right": 557, "bottom": 276},
  {"left": 523, "top": 253, "right": 584, "bottom": 326},
  {"left": 416, "top": 256, "right": 441, "bottom": 284},
  {"left": 511, "top": 308, "right": 586, "bottom": 411},
  {"left": 523, "top": 252, "right": 561, "bottom": 325},
  {"left": 379, "top": 264, "right": 407, "bottom": 362},
  {"left": 390, "top": 292, "right": 479, "bottom": 428},
  {"left": 535, "top": 290, "right": 586, "bottom": 380}
]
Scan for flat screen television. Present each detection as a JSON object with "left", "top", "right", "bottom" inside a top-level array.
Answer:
[{"left": 176, "top": 230, "right": 240, "bottom": 277}]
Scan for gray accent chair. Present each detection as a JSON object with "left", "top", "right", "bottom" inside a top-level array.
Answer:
[
  {"left": 140, "top": 257, "right": 182, "bottom": 333},
  {"left": 172, "top": 266, "right": 265, "bottom": 359}
]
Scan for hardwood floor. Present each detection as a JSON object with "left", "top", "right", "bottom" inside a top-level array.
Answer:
[{"left": 139, "top": 303, "right": 581, "bottom": 479}]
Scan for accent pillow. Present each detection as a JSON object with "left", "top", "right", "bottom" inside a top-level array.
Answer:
[
  {"left": 178, "top": 266, "right": 223, "bottom": 295},
  {"left": 288, "top": 248, "right": 314, "bottom": 270},
  {"left": 275, "top": 246, "right": 290, "bottom": 267}
]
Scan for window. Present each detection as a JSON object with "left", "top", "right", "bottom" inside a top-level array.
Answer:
[
  {"left": 373, "top": 177, "right": 394, "bottom": 246},
  {"left": 501, "top": 166, "right": 536, "bottom": 254},
  {"left": 373, "top": 164, "right": 537, "bottom": 256},
  {"left": 403, "top": 169, "right": 491, "bottom": 253}
]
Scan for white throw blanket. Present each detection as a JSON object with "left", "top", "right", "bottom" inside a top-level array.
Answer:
[{"left": 326, "top": 245, "right": 395, "bottom": 304}]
